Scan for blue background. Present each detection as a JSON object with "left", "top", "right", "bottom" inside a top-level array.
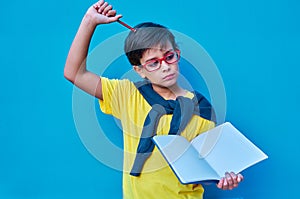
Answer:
[{"left": 1, "top": 0, "right": 299, "bottom": 198}]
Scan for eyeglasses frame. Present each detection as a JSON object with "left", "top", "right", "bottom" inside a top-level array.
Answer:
[{"left": 139, "top": 49, "right": 181, "bottom": 72}]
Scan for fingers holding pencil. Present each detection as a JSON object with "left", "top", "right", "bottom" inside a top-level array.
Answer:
[
  {"left": 93, "top": 0, "right": 114, "bottom": 16},
  {"left": 91, "top": 0, "right": 122, "bottom": 23},
  {"left": 93, "top": 1, "right": 135, "bottom": 32}
]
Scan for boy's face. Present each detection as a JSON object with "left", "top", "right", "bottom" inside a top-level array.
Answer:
[{"left": 133, "top": 41, "right": 179, "bottom": 88}]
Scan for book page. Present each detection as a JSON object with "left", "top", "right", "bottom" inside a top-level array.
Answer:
[
  {"left": 192, "top": 122, "right": 268, "bottom": 176},
  {"left": 153, "top": 135, "right": 220, "bottom": 184},
  {"left": 191, "top": 124, "right": 223, "bottom": 159},
  {"left": 152, "top": 135, "right": 190, "bottom": 163}
]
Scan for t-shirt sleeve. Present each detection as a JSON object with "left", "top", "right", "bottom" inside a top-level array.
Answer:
[{"left": 98, "top": 77, "right": 133, "bottom": 119}]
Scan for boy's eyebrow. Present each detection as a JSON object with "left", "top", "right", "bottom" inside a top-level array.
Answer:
[
  {"left": 144, "top": 49, "right": 174, "bottom": 62},
  {"left": 163, "top": 49, "right": 173, "bottom": 55}
]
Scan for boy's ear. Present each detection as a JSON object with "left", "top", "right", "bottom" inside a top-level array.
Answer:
[{"left": 133, "top": 65, "right": 146, "bottom": 79}]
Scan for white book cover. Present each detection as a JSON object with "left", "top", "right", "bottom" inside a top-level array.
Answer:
[{"left": 152, "top": 122, "right": 268, "bottom": 184}]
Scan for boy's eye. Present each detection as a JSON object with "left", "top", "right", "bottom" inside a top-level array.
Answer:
[
  {"left": 165, "top": 53, "right": 175, "bottom": 62},
  {"left": 146, "top": 60, "right": 159, "bottom": 68}
]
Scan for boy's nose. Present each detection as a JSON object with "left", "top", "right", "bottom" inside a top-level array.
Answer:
[{"left": 161, "top": 61, "right": 170, "bottom": 71}]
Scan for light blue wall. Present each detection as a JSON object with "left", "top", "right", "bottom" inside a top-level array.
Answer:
[{"left": 1, "top": 0, "right": 299, "bottom": 198}]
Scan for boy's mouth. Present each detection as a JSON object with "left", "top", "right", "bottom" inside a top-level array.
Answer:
[{"left": 163, "top": 73, "right": 176, "bottom": 80}]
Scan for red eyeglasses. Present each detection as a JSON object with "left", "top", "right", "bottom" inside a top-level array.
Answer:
[{"left": 140, "top": 50, "right": 181, "bottom": 72}]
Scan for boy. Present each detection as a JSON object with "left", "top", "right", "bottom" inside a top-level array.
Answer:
[{"left": 64, "top": 1, "right": 243, "bottom": 198}]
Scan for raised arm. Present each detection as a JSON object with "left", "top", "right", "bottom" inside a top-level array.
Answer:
[{"left": 64, "top": 0, "right": 122, "bottom": 99}]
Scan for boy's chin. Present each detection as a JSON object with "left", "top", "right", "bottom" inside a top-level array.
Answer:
[{"left": 153, "top": 81, "right": 178, "bottom": 89}]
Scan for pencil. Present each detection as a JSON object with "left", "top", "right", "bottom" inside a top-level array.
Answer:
[{"left": 117, "top": 20, "right": 136, "bottom": 32}]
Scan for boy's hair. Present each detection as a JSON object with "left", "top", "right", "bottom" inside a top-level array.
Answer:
[{"left": 124, "top": 22, "right": 178, "bottom": 66}]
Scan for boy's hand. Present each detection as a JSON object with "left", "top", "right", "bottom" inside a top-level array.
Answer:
[
  {"left": 216, "top": 172, "right": 243, "bottom": 190},
  {"left": 86, "top": 0, "right": 122, "bottom": 25}
]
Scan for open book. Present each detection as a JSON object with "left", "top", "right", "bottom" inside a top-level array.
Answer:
[{"left": 152, "top": 122, "right": 268, "bottom": 184}]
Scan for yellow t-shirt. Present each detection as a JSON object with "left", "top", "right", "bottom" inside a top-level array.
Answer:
[{"left": 99, "top": 77, "right": 215, "bottom": 199}]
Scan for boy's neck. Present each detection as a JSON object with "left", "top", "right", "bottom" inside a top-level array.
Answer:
[{"left": 152, "top": 83, "right": 186, "bottom": 100}]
